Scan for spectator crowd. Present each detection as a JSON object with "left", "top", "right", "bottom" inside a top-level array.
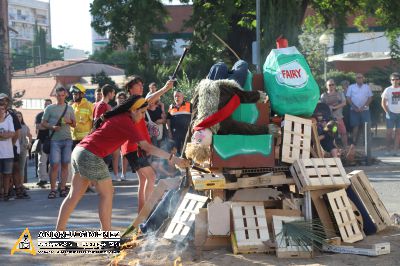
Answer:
[{"left": 1, "top": 71, "right": 399, "bottom": 203}]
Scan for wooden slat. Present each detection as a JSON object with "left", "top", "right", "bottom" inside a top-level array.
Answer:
[
  {"left": 311, "top": 121, "right": 324, "bottom": 158},
  {"left": 164, "top": 193, "right": 208, "bottom": 241},
  {"left": 348, "top": 170, "right": 392, "bottom": 231},
  {"left": 326, "top": 189, "right": 363, "bottom": 243},
  {"left": 310, "top": 189, "right": 338, "bottom": 238},
  {"left": 224, "top": 173, "right": 294, "bottom": 190}
]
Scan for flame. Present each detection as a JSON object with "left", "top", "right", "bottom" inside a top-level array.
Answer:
[{"left": 110, "top": 250, "right": 127, "bottom": 265}]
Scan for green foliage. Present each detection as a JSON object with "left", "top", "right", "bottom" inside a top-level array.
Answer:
[
  {"left": 298, "top": 15, "right": 327, "bottom": 80},
  {"left": 11, "top": 26, "right": 63, "bottom": 71},
  {"left": 12, "top": 90, "right": 25, "bottom": 108},
  {"left": 90, "top": 0, "right": 168, "bottom": 55},
  {"left": 366, "top": 64, "right": 398, "bottom": 88},
  {"left": 325, "top": 70, "right": 356, "bottom": 89},
  {"left": 276, "top": 218, "right": 332, "bottom": 251},
  {"left": 162, "top": 70, "right": 200, "bottom": 107},
  {"left": 91, "top": 71, "right": 118, "bottom": 89}
]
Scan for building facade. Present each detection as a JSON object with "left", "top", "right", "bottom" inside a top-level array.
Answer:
[{"left": 8, "top": 0, "right": 51, "bottom": 52}]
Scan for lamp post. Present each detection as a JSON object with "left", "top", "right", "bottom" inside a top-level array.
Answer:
[{"left": 319, "top": 33, "right": 331, "bottom": 82}]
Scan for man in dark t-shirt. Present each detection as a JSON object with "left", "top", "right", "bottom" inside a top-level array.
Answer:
[{"left": 35, "top": 99, "right": 52, "bottom": 187}]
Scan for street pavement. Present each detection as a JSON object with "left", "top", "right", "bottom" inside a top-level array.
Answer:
[{"left": 0, "top": 148, "right": 399, "bottom": 265}]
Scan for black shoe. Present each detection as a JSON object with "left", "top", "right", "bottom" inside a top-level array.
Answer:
[
  {"left": 36, "top": 180, "right": 48, "bottom": 188},
  {"left": 16, "top": 188, "right": 30, "bottom": 199}
]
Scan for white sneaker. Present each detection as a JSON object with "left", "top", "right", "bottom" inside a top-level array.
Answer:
[
  {"left": 113, "top": 174, "right": 121, "bottom": 182},
  {"left": 120, "top": 175, "right": 126, "bottom": 181}
]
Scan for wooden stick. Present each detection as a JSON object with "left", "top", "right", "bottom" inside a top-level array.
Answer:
[{"left": 212, "top": 32, "right": 241, "bottom": 61}]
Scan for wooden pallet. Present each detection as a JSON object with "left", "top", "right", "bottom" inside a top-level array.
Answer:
[
  {"left": 325, "top": 189, "right": 364, "bottom": 243},
  {"left": 347, "top": 170, "right": 392, "bottom": 231},
  {"left": 164, "top": 193, "right": 208, "bottom": 241},
  {"left": 231, "top": 202, "right": 269, "bottom": 254},
  {"left": 290, "top": 158, "right": 350, "bottom": 192},
  {"left": 224, "top": 173, "right": 294, "bottom": 190},
  {"left": 272, "top": 216, "right": 313, "bottom": 258},
  {"left": 282, "top": 115, "right": 312, "bottom": 164}
]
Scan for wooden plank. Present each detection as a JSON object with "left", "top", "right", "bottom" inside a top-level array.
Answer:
[
  {"left": 282, "top": 197, "right": 304, "bottom": 211},
  {"left": 164, "top": 193, "right": 208, "bottom": 241},
  {"left": 231, "top": 188, "right": 282, "bottom": 202},
  {"left": 326, "top": 189, "right": 363, "bottom": 243},
  {"left": 311, "top": 121, "right": 324, "bottom": 158},
  {"left": 323, "top": 242, "right": 390, "bottom": 256},
  {"left": 310, "top": 188, "right": 338, "bottom": 238},
  {"left": 348, "top": 170, "right": 392, "bottom": 231},
  {"left": 132, "top": 178, "right": 180, "bottom": 229},
  {"left": 272, "top": 216, "right": 313, "bottom": 258},
  {"left": 224, "top": 173, "right": 294, "bottom": 190}
]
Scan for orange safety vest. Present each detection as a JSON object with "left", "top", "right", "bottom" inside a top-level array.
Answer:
[{"left": 168, "top": 101, "right": 191, "bottom": 116}]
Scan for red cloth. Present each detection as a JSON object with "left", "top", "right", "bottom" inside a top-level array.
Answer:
[
  {"left": 93, "top": 101, "right": 112, "bottom": 119},
  {"left": 194, "top": 94, "right": 241, "bottom": 131},
  {"left": 120, "top": 118, "right": 151, "bottom": 155},
  {"left": 79, "top": 113, "right": 146, "bottom": 158}
]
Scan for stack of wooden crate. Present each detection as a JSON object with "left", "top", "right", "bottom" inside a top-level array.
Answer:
[{"left": 132, "top": 114, "right": 392, "bottom": 258}]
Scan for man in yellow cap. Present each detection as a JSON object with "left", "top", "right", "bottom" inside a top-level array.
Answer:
[{"left": 70, "top": 84, "right": 94, "bottom": 149}]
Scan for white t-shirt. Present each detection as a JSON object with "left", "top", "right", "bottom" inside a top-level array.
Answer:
[
  {"left": 0, "top": 116, "right": 15, "bottom": 159},
  {"left": 381, "top": 86, "right": 400, "bottom": 114},
  {"left": 346, "top": 83, "right": 373, "bottom": 110}
]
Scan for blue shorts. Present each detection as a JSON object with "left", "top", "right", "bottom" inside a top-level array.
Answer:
[
  {"left": 350, "top": 109, "right": 371, "bottom": 127},
  {"left": 386, "top": 112, "right": 400, "bottom": 129},
  {"left": 49, "top": 139, "right": 73, "bottom": 165},
  {"left": 0, "top": 158, "right": 14, "bottom": 174}
]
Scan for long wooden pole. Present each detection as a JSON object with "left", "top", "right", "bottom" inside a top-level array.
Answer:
[{"left": 212, "top": 32, "right": 241, "bottom": 61}]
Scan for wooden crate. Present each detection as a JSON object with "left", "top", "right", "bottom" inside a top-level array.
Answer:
[
  {"left": 164, "top": 193, "right": 208, "bottom": 241},
  {"left": 347, "top": 170, "right": 392, "bottom": 231},
  {"left": 231, "top": 202, "right": 269, "bottom": 254},
  {"left": 290, "top": 158, "right": 350, "bottom": 192},
  {"left": 272, "top": 216, "right": 313, "bottom": 258},
  {"left": 282, "top": 115, "right": 312, "bottom": 164},
  {"left": 191, "top": 170, "right": 226, "bottom": 190},
  {"left": 326, "top": 189, "right": 364, "bottom": 243}
]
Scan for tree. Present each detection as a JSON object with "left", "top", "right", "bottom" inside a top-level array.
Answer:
[
  {"left": 90, "top": 0, "right": 169, "bottom": 56},
  {"left": 91, "top": 70, "right": 117, "bottom": 89}
]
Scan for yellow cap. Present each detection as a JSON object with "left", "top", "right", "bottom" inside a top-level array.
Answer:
[{"left": 129, "top": 98, "right": 147, "bottom": 111}]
